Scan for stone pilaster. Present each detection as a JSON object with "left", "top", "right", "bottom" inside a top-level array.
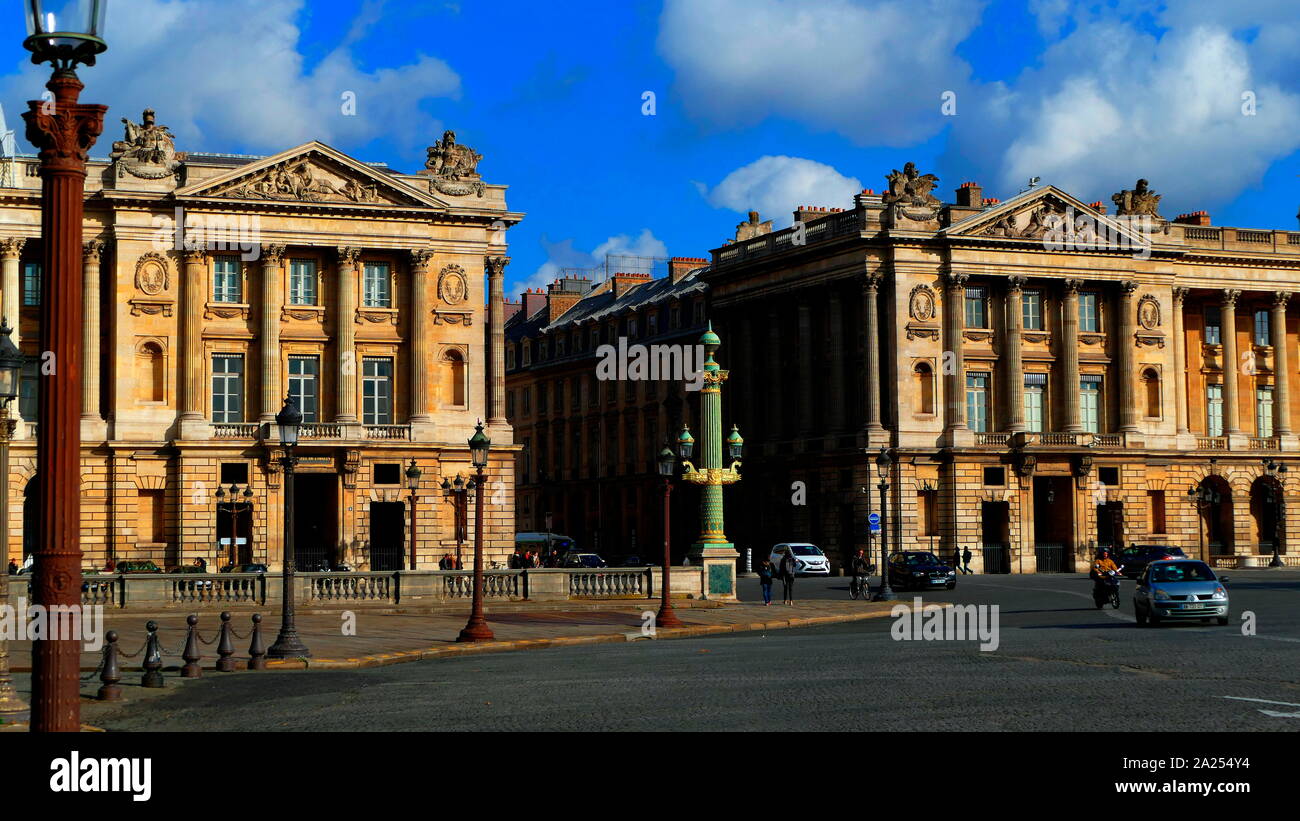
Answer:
[
  {"left": 1173, "top": 287, "right": 1189, "bottom": 435},
  {"left": 767, "top": 306, "right": 784, "bottom": 440},
  {"left": 1272, "top": 291, "right": 1291, "bottom": 436},
  {"left": 1221, "top": 289, "right": 1241, "bottom": 435},
  {"left": 178, "top": 249, "right": 210, "bottom": 438},
  {"left": 0, "top": 238, "right": 24, "bottom": 350},
  {"left": 486, "top": 256, "right": 508, "bottom": 428},
  {"left": 1005, "top": 276, "right": 1026, "bottom": 432},
  {"left": 335, "top": 247, "right": 360, "bottom": 423},
  {"left": 1118, "top": 280, "right": 1139, "bottom": 432},
  {"left": 1062, "top": 279, "right": 1083, "bottom": 432},
  {"left": 797, "top": 300, "right": 814, "bottom": 436},
  {"left": 862, "top": 272, "right": 884, "bottom": 438},
  {"left": 409, "top": 249, "right": 434, "bottom": 425},
  {"left": 943, "top": 271, "right": 969, "bottom": 435},
  {"left": 260, "top": 244, "right": 286, "bottom": 422},
  {"left": 80, "top": 239, "right": 106, "bottom": 439}
]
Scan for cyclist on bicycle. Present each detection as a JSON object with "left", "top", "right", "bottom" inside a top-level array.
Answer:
[{"left": 850, "top": 549, "right": 871, "bottom": 597}]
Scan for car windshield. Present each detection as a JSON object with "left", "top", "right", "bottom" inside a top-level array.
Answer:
[
  {"left": 1150, "top": 562, "right": 1215, "bottom": 583},
  {"left": 580, "top": 555, "right": 602, "bottom": 567},
  {"left": 905, "top": 553, "right": 939, "bottom": 565},
  {"left": 790, "top": 546, "right": 820, "bottom": 556}
]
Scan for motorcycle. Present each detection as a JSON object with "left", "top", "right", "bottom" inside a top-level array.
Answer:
[{"left": 1093, "top": 566, "right": 1124, "bottom": 609}]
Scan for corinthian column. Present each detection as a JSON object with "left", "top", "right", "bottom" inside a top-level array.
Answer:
[
  {"left": 0, "top": 238, "right": 24, "bottom": 350},
  {"left": 335, "top": 247, "right": 360, "bottom": 423},
  {"left": 260, "top": 244, "right": 286, "bottom": 422},
  {"left": 827, "top": 291, "right": 846, "bottom": 432},
  {"left": 1272, "top": 291, "right": 1291, "bottom": 436},
  {"left": 1005, "top": 277, "right": 1026, "bottom": 432},
  {"left": 1062, "top": 279, "right": 1083, "bottom": 432},
  {"left": 486, "top": 256, "right": 509, "bottom": 426},
  {"left": 1221, "top": 289, "right": 1242, "bottom": 435},
  {"left": 1118, "top": 280, "right": 1139, "bottom": 433},
  {"left": 180, "top": 249, "right": 208, "bottom": 421},
  {"left": 862, "top": 272, "right": 883, "bottom": 435},
  {"left": 81, "top": 238, "right": 105, "bottom": 423},
  {"left": 1173, "top": 287, "right": 1189, "bottom": 434},
  {"left": 409, "top": 249, "right": 434, "bottom": 424},
  {"left": 943, "top": 272, "right": 969, "bottom": 432}
]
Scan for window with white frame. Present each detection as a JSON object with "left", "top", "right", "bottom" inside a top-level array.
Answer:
[
  {"left": 1204, "top": 306, "right": 1221, "bottom": 345},
  {"left": 1022, "top": 290, "right": 1043, "bottom": 331},
  {"left": 289, "top": 259, "right": 317, "bottom": 305},
  {"left": 1079, "top": 292, "right": 1099, "bottom": 333},
  {"left": 964, "top": 286, "right": 988, "bottom": 329},
  {"left": 212, "top": 256, "right": 241, "bottom": 303},
  {"left": 1254, "top": 309, "right": 1270, "bottom": 347},
  {"left": 1080, "top": 375, "right": 1102, "bottom": 433},
  {"left": 362, "top": 262, "right": 391, "bottom": 308},
  {"left": 1024, "top": 372, "right": 1047, "bottom": 433},
  {"left": 361, "top": 357, "right": 393, "bottom": 424},
  {"left": 966, "top": 371, "right": 990, "bottom": 433},
  {"left": 506, "top": 345, "right": 515, "bottom": 370},
  {"left": 1257, "top": 386, "right": 1274, "bottom": 437},
  {"left": 211, "top": 354, "right": 244, "bottom": 422},
  {"left": 287, "top": 355, "right": 320, "bottom": 423},
  {"left": 22, "top": 262, "right": 40, "bottom": 307},
  {"left": 1206, "top": 383, "right": 1223, "bottom": 437}
]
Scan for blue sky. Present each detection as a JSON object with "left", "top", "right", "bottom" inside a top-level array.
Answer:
[{"left": 2, "top": 0, "right": 1298, "bottom": 298}]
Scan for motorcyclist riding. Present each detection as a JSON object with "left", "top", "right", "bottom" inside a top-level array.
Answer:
[
  {"left": 850, "top": 549, "right": 871, "bottom": 596},
  {"left": 1090, "top": 549, "right": 1120, "bottom": 599}
]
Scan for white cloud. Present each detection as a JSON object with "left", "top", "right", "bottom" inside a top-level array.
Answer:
[
  {"left": 657, "top": 0, "right": 985, "bottom": 147},
  {"left": 512, "top": 229, "right": 669, "bottom": 297},
  {"left": 699, "top": 155, "right": 862, "bottom": 227},
  {"left": 1, "top": 0, "right": 461, "bottom": 157}
]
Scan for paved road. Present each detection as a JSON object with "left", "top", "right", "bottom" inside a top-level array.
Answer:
[{"left": 77, "top": 571, "right": 1300, "bottom": 731}]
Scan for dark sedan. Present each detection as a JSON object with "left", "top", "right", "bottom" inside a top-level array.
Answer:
[
  {"left": 887, "top": 551, "right": 957, "bottom": 590},
  {"left": 1118, "top": 545, "right": 1186, "bottom": 579}
]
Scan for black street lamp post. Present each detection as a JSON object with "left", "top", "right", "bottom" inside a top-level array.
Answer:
[
  {"left": 439, "top": 474, "right": 472, "bottom": 568},
  {"left": 406, "top": 459, "right": 421, "bottom": 570},
  {"left": 873, "top": 447, "right": 895, "bottom": 601},
  {"left": 268, "top": 396, "right": 310, "bottom": 659},
  {"left": 457, "top": 421, "right": 494, "bottom": 642},
  {"left": 215, "top": 483, "right": 254, "bottom": 569},
  {"left": 1187, "top": 482, "right": 1222, "bottom": 562},
  {"left": 1263, "top": 458, "right": 1288, "bottom": 567},
  {"left": 656, "top": 444, "right": 683, "bottom": 628}
]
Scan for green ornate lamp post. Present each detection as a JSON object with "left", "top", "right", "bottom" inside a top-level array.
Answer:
[{"left": 678, "top": 323, "right": 744, "bottom": 598}]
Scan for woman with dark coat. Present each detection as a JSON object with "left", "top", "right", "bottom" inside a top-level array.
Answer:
[
  {"left": 778, "top": 551, "right": 797, "bottom": 605},
  {"left": 756, "top": 559, "right": 775, "bottom": 605}
]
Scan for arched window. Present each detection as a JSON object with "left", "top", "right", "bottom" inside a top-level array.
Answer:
[
  {"left": 137, "top": 341, "right": 165, "bottom": 402},
  {"left": 441, "top": 349, "right": 466, "bottom": 407},
  {"left": 1141, "top": 367, "right": 1160, "bottom": 419},
  {"left": 914, "top": 362, "right": 935, "bottom": 415}
]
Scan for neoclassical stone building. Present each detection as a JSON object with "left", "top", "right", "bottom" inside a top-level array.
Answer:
[
  {"left": 705, "top": 172, "right": 1300, "bottom": 572},
  {"left": 1, "top": 110, "right": 519, "bottom": 571}
]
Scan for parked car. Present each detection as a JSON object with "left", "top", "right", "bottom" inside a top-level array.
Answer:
[
  {"left": 220, "top": 563, "right": 269, "bottom": 574},
  {"left": 887, "top": 551, "right": 957, "bottom": 590},
  {"left": 622, "top": 555, "right": 644, "bottom": 567},
  {"left": 768, "top": 543, "right": 831, "bottom": 576},
  {"left": 561, "top": 553, "right": 608, "bottom": 569},
  {"left": 1133, "top": 559, "right": 1229, "bottom": 626},
  {"left": 1118, "top": 545, "right": 1187, "bottom": 579},
  {"left": 116, "top": 560, "right": 162, "bottom": 574}
]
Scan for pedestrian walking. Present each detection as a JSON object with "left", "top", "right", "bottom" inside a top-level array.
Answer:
[
  {"left": 756, "top": 559, "right": 775, "bottom": 605},
  {"left": 952, "top": 546, "right": 962, "bottom": 573},
  {"left": 961, "top": 547, "right": 973, "bottom": 575},
  {"left": 779, "top": 550, "right": 797, "bottom": 605}
]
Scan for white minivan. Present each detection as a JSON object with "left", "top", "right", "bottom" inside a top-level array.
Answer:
[{"left": 768, "top": 543, "right": 831, "bottom": 576}]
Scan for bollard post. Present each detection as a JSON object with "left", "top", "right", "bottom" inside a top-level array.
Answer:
[
  {"left": 180, "top": 614, "right": 202, "bottom": 678},
  {"left": 248, "top": 613, "right": 267, "bottom": 671},
  {"left": 142, "top": 620, "right": 164, "bottom": 688},
  {"left": 216, "top": 612, "right": 236, "bottom": 672},
  {"left": 97, "top": 630, "right": 122, "bottom": 701}
]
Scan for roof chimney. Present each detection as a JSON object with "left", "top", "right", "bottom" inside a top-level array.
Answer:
[
  {"left": 546, "top": 278, "right": 589, "bottom": 319},
  {"left": 735, "top": 210, "right": 772, "bottom": 241},
  {"left": 522, "top": 288, "right": 547, "bottom": 318},
  {"left": 954, "top": 182, "right": 983, "bottom": 207},
  {"left": 1173, "top": 210, "right": 1211, "bottom": 226},
  {"left": 611, "top": 271, "right": 653, "bottom": 299},
  {"left": 670, "top": 257, "right": 707, "bottom": 284}
]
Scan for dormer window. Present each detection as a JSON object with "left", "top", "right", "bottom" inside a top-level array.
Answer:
[{"left": 522, "top": 341, "right": 532, "bottom": 366}]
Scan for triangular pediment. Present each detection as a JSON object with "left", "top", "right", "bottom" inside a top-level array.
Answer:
[
  {"left": 175, "top": 141, "right": 448, "bottom": 209},
  {"left": 943, "top": 185, "right": 1154, "bottom": 250}
]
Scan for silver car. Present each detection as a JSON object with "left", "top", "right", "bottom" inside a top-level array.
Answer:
[{"left": 1133, "top": 559, "right": 1230, "bottom": 627}]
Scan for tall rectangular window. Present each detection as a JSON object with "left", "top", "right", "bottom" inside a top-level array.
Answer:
[
  {"left": 1257, "top": 386, "right": 1274, "bottom": 437},
  {"left": 964, "top": 286, "right": 988, "bottom": 329},
  {"left": 1254, "top": 309, "right": 1270, "bottom": 347},
  {"left": 1022, "top": 290, "right": 1043, "bottom": 331},
  {"left": 362, "top": 262, "right": 390, "bottom": 307},
  {"left": 212, "top": 256, "right": 241, "bottom": 303},
  {"left": 361, "top": 357, "right": 393, "bottom": 424},
  {"left": 19, "top": 360, "right": 38, "bottom": 421},
  {"left": 289, "top": 259, "right": 317, "bottom": 305},
  {"left": 1079, "top": 292, "right": 1099, "bottom": 333},
  {"left": 1148, "top": 490, "right": 1167, "bottom": 535},
  {"left": 1080, "top": 375, "right": 1102, "bottom": 434},
  {"left": 1024, "top": 372, "right": 1047, "bottom": 433},
  {"left": 22, "top": 262, "right": 40, "bottom": 307},
  {"left": 287, "top": 355, "right": 319, "bottom": 423},
  {"left": 1205, "top": 306, "right": 1222, "bottom": 345},
  {"left": 211, "top": 354, "right": 244, "bottom": 423},
  {"left": 966, "top": 371, "right": 990, "bottom": 433},
  {"left": 1206, "top": 383, "right": 1224, "bottom": 437}
]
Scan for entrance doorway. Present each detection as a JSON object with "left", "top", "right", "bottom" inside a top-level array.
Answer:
[
  {"left": 1097, "top": 501, "right": 1124, "bottom": 553},
  {"left": 981, "top": 501, "right": 1011, "bottom": 574},
  {"left": 370, "top": 502, "right": 405, "bottom": 571},
  {"left": 1033, "top": 476, "right": 1074, "bottom": 572},
  {"left": 216, "top": 504, "right": 254, "bottom": 566},
  {"left": 293, "top": 473, "right": 337, "bottom": 570}
]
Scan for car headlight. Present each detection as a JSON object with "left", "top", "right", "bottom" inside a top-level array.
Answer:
[
  {"left": 1153, "top": 588, "right": 1170, "bottom": 600},
  {"left": 1212, "top": 586, "right": 1227, "bottom": 600},
  {"left": 947, "top": 570, "right": 956, "bottom": 576},
  {"left": 913, "top": 571, "right": 925, "bottom": 577}
]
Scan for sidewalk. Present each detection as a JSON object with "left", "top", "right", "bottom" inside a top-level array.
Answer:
[{"left": 6, "top": 597, "right": 900, "bottom": 674}]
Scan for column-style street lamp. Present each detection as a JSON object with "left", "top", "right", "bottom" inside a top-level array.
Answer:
[
  {"left": 873, "top": 446, "right": 895, "bottom": 601},
  {"left": 1263, "top": 458, "right": 1288, "bottom": 567},
  {"left": 678, "top": 324, "right": 743, "bottom": 594},
  {"left": 0, "top": 319, "right": 27, "bottom": 715},
  {"left": 268, "top": 396, "right": 310, "bottom": 659},
  {"left": 215, "top": 483, "right": 254, "bottom": 569},
  {"left": 655, "top": 444, "right": 683, "bottom": 628},
  {"left": 21, "top": 0, "right": 109, "bottom": 733},
  {"left": 406, "top": 459, "right": 421, "bottom": 570},
  {"left": 458, "top": 420, "right": 494, "bottom": 642},
  {"left": 1186, "top": 482, "right": 1222, "bottom": 562},
  {"left": 439, "top": 474, "right": 472, "bottom": 568}
]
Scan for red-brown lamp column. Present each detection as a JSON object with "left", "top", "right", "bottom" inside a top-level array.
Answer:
[
  {"left": 22, "top": 71, "right": 107, "bottom": 732},
  {"left": 458, "top": 421, "right": 495, "bottom": 642}
]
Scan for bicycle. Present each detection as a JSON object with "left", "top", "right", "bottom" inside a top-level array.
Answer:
[{"left": 849, "top": 574, "right": 869, "bottom": 600}]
